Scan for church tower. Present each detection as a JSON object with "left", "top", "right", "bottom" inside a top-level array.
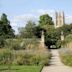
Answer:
[{"left": 55, "top": 11, "right": 65, "bottom": 28}]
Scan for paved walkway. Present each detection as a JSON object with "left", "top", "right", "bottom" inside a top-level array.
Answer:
[{"left": 41, "top": 49, "right": 72, "bottom": 72}]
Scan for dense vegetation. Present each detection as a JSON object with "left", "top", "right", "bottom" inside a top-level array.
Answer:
[
  {"left": 59, "top": 34, "right": 72, "bottom": 66},
  {"left": 0, "top": 13, "right": 15, "bottom": 48},
  {"left": 0, "top": 13, "right": 72, "bottom": 72},
  {"left": 0, "top": 38, "right": 51, "bottom": 72},
  {"left": 59, "top": 48, "right": 72, "bottom": 66}
]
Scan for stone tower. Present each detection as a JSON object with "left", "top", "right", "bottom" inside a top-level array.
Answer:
[{"left": 55, "top": 11, "right": 65, "bottom": 28}]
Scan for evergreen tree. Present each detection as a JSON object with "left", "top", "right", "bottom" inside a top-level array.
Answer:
[{"left": 0, "top": 13, "right": 15, "bottom": 38}]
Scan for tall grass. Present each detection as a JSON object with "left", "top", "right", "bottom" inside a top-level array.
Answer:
[
  {"left": 59, "top": 48, "right": 72, "bottom": 66},
  {"left": 61, "top": 34, "right": 72, "bottom": 49},
  {"left": 0, "top": 38, "right": 50, "bottom": 66}
]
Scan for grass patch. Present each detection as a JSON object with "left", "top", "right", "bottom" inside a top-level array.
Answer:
[{"left": 0, "top": 65, "right": 43, "bottom": 72}]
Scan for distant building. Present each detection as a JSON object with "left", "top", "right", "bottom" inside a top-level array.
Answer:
[{"left": 55, "top": 11, "right": 65, "bottom": 28}]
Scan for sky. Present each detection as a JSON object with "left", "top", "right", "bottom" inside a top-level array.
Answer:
[{"left": 0, "top": 0, "right": 72, "bottom": 34}]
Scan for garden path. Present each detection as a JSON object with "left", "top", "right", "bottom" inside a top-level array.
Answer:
[{"left": 41, "top": 49, "right": 72, "bottom": 72}]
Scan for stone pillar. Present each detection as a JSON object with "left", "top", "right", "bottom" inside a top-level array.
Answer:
[
  {"left": 61, "top": 31, "right": 64, "bottom": 41},
  {"left": 39, "top": 30, "right": 45, "bottom": 48},
  {"left": 41, "top": 30, "right": 45, "bottom": 43}
]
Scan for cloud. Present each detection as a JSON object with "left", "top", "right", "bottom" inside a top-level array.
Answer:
[
  {"left": 10, "top": 9, "right": 72, "bottom": 34},
  {"left": 10, "top": 14, "right": 38, "bottom": 34},
  {"left": 32, "top": 9, "right": 55, "bottom": 17},
  {"left": 65, "top": 15, "right": 72, "bottom": 24}
]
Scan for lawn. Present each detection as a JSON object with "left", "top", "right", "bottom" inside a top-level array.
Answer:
[{"left": 0, "top": 65, "right": 43, "bottom": 72}]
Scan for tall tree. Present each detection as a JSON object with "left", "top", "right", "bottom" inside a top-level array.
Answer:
[
  {"left": 19, "top": 20, "right": 37, "bottom": 38},
  {"left": 38, "top": 14, "right": 57, "bottom": 48},
  {"left": 0, "top": 13, "right": 15, "bottom": 38},
  {"left": 39, "top": 14, "right": 54, "bottom": 29}
]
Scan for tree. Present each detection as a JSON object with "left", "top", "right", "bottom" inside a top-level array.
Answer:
[
  {"left": 19, "top": 20, "right": 37, "bottom": 38},
  {"left": 0, "top": 13, "right": 15, "bottom": 48},
  {"left": 38, "top": 14, "right": 58, "bottom": 48},
  {"left": 0, "top": 13, "right": 15, "bottom": 38},
  {"left": 57, "top": 24, "right": 72, "bottom": 37},
  {"left": 39, "top": 14, "right": 54, "bottom": 28}
]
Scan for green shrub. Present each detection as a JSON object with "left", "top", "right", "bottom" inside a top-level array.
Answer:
[
  {"left": 0, "top": 48, "right": 50, "bottom": 65},
  {"left": 59, "top": 48, "right": 72, "bottom": 66},
  {"left": 0, "top": 49, "right": 12, "bottom": 64},
  {"left": 12, "top": 50, "right": 50, "bottom": 65},
  {"left": 5, "top": 38, "right": 40, "bottom": 50},
  {"left": 21, "top": 38, "right": 39, "bottom": 50},
  {"left": 56, "top": 40, "right": 61, "bottom": 48},
  {"left": 0, "top": 36, "right": 5, "bottom": 48},
  {"left": 61, "top": 34, "right": 72, "bottom": 48},
  {"left": 0, "top": 38, "right": 50, "bottom": 66},
  {"left": 5, "top": 39, "right": 22, "bottom": 50}
]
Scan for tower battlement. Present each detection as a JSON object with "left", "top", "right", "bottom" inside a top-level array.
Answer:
[{"left": 55, "top": 11, "right": 65, "bottom": 28}]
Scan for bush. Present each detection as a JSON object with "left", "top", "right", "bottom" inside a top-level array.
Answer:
[
  {"left": 12, "top": 49, "right": 50, "bottom": 65},
  {"left": 5, "top": 38, "right": 40, "bottom": 50},
  {"left": 0, "top": 49, "right": 12, "bottom": 64},
  {"left": 20, "top": 38, "right": 40, "bottom": 50},
  {"left": 0, "top": 38, "right": 51, "bottom": 66},
  {"left": 61, "top": 34, "right": 72, "bottom": 48},
  {"left": 56, "top": 40, "right": 61, "bottom": 48},
  {"left": 5, "top": 39, "right": 22, "bottom": 50},
  {"left": 0, "top": 36, "right": 5, "bottom": 48},
  {"left": 59, "top": 48, "right": 72, "bottom": 66},
  {"left": 0, "top": 48, "right": 50, "bottom": 65}
]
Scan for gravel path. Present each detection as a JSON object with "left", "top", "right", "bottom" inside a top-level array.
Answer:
[{"left": 41, "top": 49, "right": 72, "bottom": 72}]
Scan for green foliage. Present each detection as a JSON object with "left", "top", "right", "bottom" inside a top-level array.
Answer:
[
  {"left": 38, "top": 14, "right": 61, "bottom": 48},
  {"left": 0, "top": 13, "right": 15, "bottom": 38},
  {"left": 55, "top": 40, "right": 61, "bottom": 48},
  {"left": 3, "top": 38, "right": 51, "bottom": 65},
  {"left": 39, "top": 14, "right": 54, "bottom": 27},
  {"left": 0, "top": 13, "right": 15, "bottom": 48},
  {"left": 59, "top": 48, "right": 72, "bottom": 66},
  {"left": 45, "top": 27, "right": 60, "bottom": 48},
  {"left": 57, "top": 24, "right": 72, "bottom": 37},
  {"left": 0, "top": 36, "right": 5, "bottom": 48},
  {"left": 5, "top": 39, "right": 21, "bottom": 50},
  {"left": 12, "top": 50, "right": 50, "bottom": 65},
  {"left": 0, "top": 49, "right": 12, "bottom": 65},
  {"left": 19, "top": 20, "right": 37, "bottom": 38},
  {"left": 5, "top": 38, "right": 40, "bottom": 50},
  {"left": 0, "top": 48, "right": 50, "bottom": 66},
  {"left": 61, "top": 34, "right": 72, "bottom": 47}
]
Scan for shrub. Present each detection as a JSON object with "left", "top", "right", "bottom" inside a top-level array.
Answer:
[
  {"left": 59, "top": 48, "right": 72, "bottom": 66},
  {"left": 12, "top": 49, "right": 50, "bottom": 65},
  {"left": 0, "top": 36, "right": 5, "bottom": 48},
  {"left": 61, "top": 34, "right": 72, "bottom": 48},
  {"left": 21, "top": 38, "right": 40, "bottom": 50},
  {"left": 0, "top": 38, "right": 51, "bottom": 66},
  {"left": 5, "top": 38, "right": 40, "bottom": 50},
  {"left": 5, "top": 39, "right": 22, "bottom": 50},
  {"left": 56, "top": 40, "right": 61, "bottom": 48},
  {"left": 0, "top": 49, "right": 12, "bottom": 64}
]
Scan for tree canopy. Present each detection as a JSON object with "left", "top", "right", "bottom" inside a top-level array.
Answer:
[
  {"left": 0, "top": 13, "right": 15, "bottom": 38},
  {"left": 18, "top": 14, "right": 72, "bottom": 48},
  {"left": 19, "top": 20, "right": 37, "bottom": 38}
]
